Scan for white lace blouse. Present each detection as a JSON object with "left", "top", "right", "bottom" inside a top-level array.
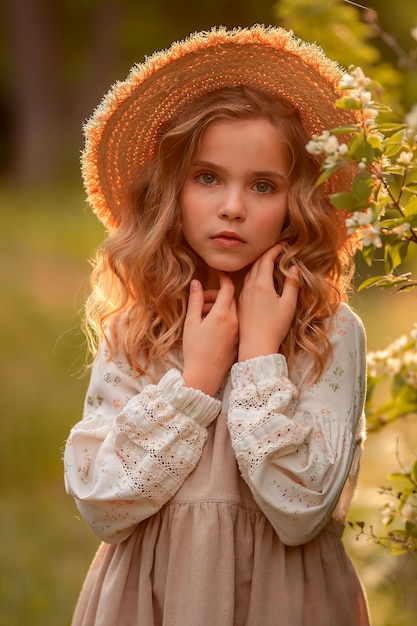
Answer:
[{"left": 64, "top": 303, "right": 366, "bottom": 546}]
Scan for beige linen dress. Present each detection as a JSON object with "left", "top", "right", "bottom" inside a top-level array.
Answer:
[{"left": 64, "top": 304, "right": 371, "bottom": 625}]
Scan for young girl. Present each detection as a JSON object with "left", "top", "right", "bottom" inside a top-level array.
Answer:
[{"left": 64, "top": 26, "right": 371, "bottom": 625}]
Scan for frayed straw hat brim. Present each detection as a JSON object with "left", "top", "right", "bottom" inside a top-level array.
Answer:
[{"left": 82, "top": 26, "right": 356, "bottom": 230}]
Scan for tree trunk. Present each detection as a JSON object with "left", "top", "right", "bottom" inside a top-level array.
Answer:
[{"left": 2, "top": 0, "right": 67, "bottom": 182}]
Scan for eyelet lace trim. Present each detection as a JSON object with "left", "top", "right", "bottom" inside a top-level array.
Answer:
[
  {"left": 228, "top": 379, "right": 305, "bottom": 477},
  {"left": 229, "top": 418, "right": 310, "bottom": 478},
  {"left": 114, "top": 390, "right": 207, "bottom": 502}
]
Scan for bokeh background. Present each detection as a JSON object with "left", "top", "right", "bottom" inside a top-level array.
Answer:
[{"left": 1, "top": 1, "right": 416, "bottom": 624}]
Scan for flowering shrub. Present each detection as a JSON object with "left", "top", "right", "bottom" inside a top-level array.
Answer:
[
  {"left": 364, "top": 327, "right": 417, "bottom": 554},
  {"left": 367, "top": 325, "right": 417, "bottom": 431},
  {"left": 307, "top": 65, "right": 417, "bottom": 553},
  {"left": 348, "top": 456, "right": 417, "bottom": 555},
  {"left": 306, "top": 68, "right": 417, "bottom": 293}
]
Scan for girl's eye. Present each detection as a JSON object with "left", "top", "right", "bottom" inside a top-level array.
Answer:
[
  {"left": 197, "top": 172, "right": 218, "bottom": 185},
  {"left": 253, "top": 181, "right": 274, "bottom": 194}
]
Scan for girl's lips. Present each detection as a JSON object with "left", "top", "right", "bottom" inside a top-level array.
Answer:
[{"left": 211, "top": 231, "right": 246, "bottom": 247}]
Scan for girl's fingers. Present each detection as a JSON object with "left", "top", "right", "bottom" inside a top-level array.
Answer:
[
  {"left": 187, "top": 275, "right": 236, "bottom": 319},
  {"left": 280, "top": 266, "right": 300, "bottom": 307},
  {"left": 216, "top": 271, "right": 236, "bottom": 307},
  {"left": 244, "top": 243, "right": 284, "bottom": 284},
  {"left": 185, "top": 279, "right": 204, "bottom": 325}
]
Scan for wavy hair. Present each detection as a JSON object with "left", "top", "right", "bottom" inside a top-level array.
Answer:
[{"left": 85, "top": 86, "right": 356, "bottom": 382}]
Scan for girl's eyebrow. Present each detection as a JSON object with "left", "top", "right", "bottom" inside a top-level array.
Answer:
[{"left": 191, "top": 160, "right": 288, "bottom": 181}]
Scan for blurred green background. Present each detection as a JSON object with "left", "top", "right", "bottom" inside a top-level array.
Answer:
[{"left": 1, "top": 1, "right": 417, "bottom": 624}]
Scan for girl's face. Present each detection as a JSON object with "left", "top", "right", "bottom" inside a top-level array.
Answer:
[{"left": 180, "top": 117, "right": 290, "bottom": 288}]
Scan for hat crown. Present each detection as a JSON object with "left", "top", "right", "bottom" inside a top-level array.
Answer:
[{"left": 82, "top": 25, "right": 354, "bottom": 229}]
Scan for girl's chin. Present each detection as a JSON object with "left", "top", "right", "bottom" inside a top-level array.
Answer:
[{"left": 199, "top": 264, "right": 252, "bottom": 290}]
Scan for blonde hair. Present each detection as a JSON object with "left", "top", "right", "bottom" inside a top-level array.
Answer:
[{"left": 85, "top": 86, "right": 355, "bottom": 381}]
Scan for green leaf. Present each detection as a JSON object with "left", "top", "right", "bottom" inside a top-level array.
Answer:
[
  {"left": 367, "top": 134, "right": 383, "bottom": 152},
  {"left": 384, "top": 129, "right": 406, "bottom": 158},
  {"left": 352, "top": 171, "right": 374, "bottom": 202},
  {"left": 405, "top": 167, "right": 417, "bottom": 184},
  {"left": 329, "top": 192, "right": 360, "bottom": 210},
  {"left": 405, "top": 522, "right": 417, "bottom": 539},
  {"left": 348, "top": 134, "right": 374, "bottom": 164},
  {"left": 396, "top": 282, "right": 417, "bottom": 292},
  {"left": 336, "top": 96, "right": 361, "bottom": 111},
  {"left": 398, "top": 488, "right": 414, "bottom": 511},
  {"left": 358, "top": 273, "right": 412, "bottom": 291},
  {"left": 329, "top": 124, "right": 362, "bottom": 135},
  {"left": 316, "top": 165, "right": 340, "bottom": 187},
  {"left": 358, "top": 274, "right": 389, "bottom": 290},
  {"left": 379, "top": 217, "right": 408, "bottom": 229},
  {"left": 377, "top": 122, "right": 407, "bottom": 135},
  {"left": 360, "top": 244, "right": 377, "bottom": 267},
  {"left": 404, "top": 195, "right": 417, "bottom": 218},
  {"left": 386, "top": 384, "right": 417, "bottom": 420},
  {"left": 388, "top": 472, "right": 410, "bottom": 480},
  {"left": 384, "top": 240, "right": 410, "bottom": 273},
  {"left": 382, "top": 165, "right": 407, "bottom": 176}
]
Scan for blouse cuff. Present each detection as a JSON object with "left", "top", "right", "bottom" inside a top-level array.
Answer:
[
  {"left": 158, "top": 369, "right": 221, "bottom": 427},
  {"left": 231, "top": 354, "right": 288, "bottom": 389}
]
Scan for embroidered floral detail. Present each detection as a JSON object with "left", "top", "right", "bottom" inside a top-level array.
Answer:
[
  {"left": 324, "top": 365, "right": 344, "bottom": 392},
  {"left": 86, "top": 394, "right": 104, "bottom": 408},
  {"left": 103, "top": 372, "right": 122, "bottom": 387}
]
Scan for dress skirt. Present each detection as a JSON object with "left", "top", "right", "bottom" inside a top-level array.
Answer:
[{"left": 71, "top": 413, "right": 371, "bottom": 626}]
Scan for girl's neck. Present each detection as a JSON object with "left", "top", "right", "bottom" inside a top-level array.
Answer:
[{"left": 203, "top": 267, "right": 247, "bottom": 297}]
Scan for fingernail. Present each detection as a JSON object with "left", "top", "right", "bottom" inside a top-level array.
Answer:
[
  {"left": 290, "top": 265, "right": 299, "bottom": 275},
  {"left": 190, "top": 279, "right": 200, "bottom": 291}
]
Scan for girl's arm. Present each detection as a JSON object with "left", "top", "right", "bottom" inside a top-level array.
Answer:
[
  {"left": 64, "top": 343, "right": 221, "bottom": 544},
  {"left": 64, "top": 273, "right": 237, "bottom": 544},
  {"left": 227, "top": 305, "right": 367, "bottom": 546}
]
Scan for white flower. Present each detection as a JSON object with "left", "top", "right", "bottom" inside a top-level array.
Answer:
[
  {"left": 357, "top": 209, "right": 373, "bottom": 226},
  {"left": 338, "top": 143, "right": 348, "bottom": 155},
  {"left": 391, "top": 334, "right": 409, "bottom": 352},
  {"left": 404, "top": 351, "right": 417, "bottom": 367},
  {"left": 351, "top": 67, "right": 372, "bottom": 86},
  {"left": 401, "top": 502, "right": 417, "bottom": 523},
  {"left": 340, "top": 67, "right": 371, "bottom": 90},
  {"left": 323, "top": 135, "right": 340, "bottom": 154},
  {"left": 397, "top": 151, "right": 414, "bottom": 165},
  {"left": 359, "top": 90, "right": 374, "bottom": 106},
  {"left": 323, "top": 154, "right": 342, "bottom": 170},
  {"left": 392, "top": 222, "right": 410, "bottom": 238},
  {"left": 339, "top": 73, "right": 357, "bottom": 89},
  {"left": 345, "top": 209, "right": 373, "bottom": 235},
  {"left": 361, "top": 223, "right": 382, "bottom": 248},
  {"left": 305, "top": 139, "right": 324, "bottom": 155},
  {"left": 381, "top": 501, "right": 396, "bottom": 525},
  {"left": 405, "top": 104, "right": 417, "bottom": 130},
  {"left": 386, "top": 357, "right": 402, "bottom": 376}
]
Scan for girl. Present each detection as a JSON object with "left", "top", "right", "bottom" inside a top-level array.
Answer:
[{"left": 64, "top": 26, "right": 371, "bottom": 625}]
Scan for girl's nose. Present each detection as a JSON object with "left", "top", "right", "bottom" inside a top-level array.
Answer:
[{"left": 218, "top": 190, "right": 246, "bottom": 221}]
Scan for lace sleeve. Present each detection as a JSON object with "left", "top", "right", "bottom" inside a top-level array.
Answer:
[
  {"left": 64, "top": 343, "right": 221, "bottom": 543},
  {"left": 227, "top": 305, "right": 367, "bottom": 546}
]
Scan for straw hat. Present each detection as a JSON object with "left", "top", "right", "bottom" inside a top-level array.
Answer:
[{"left": 82, "top": 25, "right": 357, "bottom": 230}]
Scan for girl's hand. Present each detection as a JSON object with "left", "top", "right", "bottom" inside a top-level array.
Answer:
[
  {"left": 237, "top": 244, "right": 299, "bottom": 362},
  {"left": 182, "top": 272, "right": 238, "bottom": 396}
]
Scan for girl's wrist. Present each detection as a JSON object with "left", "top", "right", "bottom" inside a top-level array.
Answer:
[
  {"left": 238, "top": 341, "right": 280, "bottom": 362},
  {"left": 182, "top": 369, "right": 219, "bottom": 397}
]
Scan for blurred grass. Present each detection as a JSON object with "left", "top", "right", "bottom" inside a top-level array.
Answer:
[
  {"left": 1, "top": 182, "right": 102, "bottom": 625},
  {"left": 1, "top": 181, "right": 417, "bottom": 624}
]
